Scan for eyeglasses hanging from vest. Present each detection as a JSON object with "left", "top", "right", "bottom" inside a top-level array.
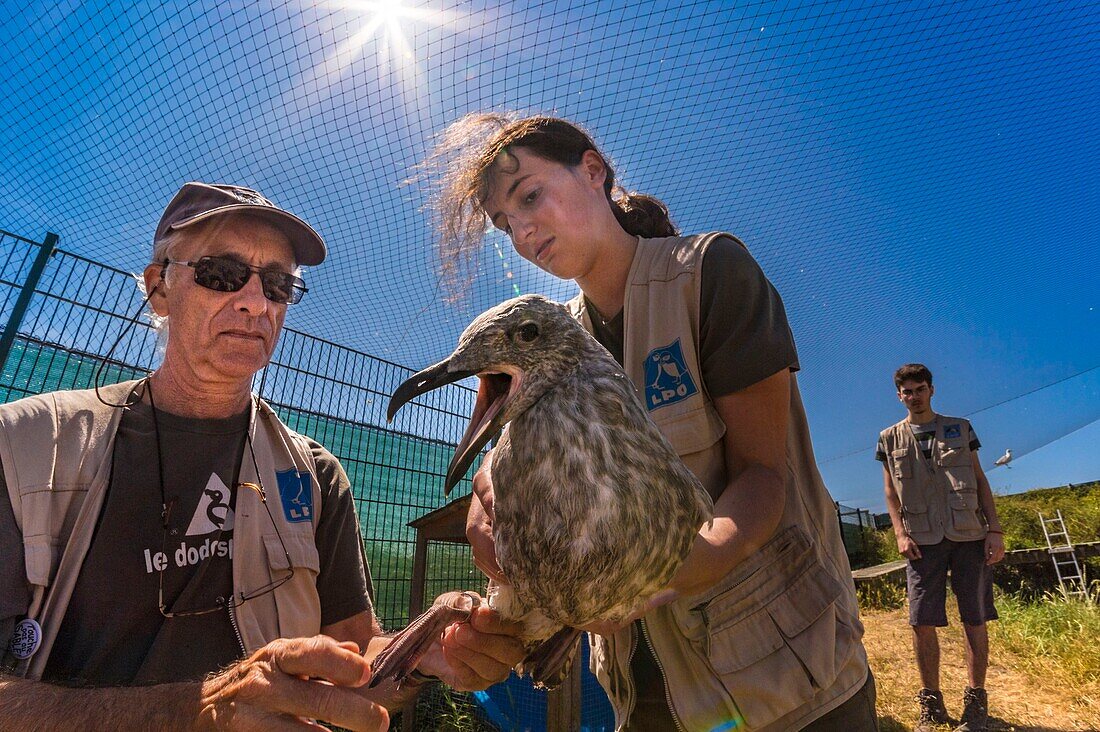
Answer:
[{"left": 148, "top": 379, "right": 295, "bottom": 618}]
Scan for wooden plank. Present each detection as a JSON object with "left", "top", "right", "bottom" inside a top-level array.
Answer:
[
  {"left": 1001, "top": 541, "right": 1100, "bottom": 565},
  {"left": 852, "top": 559, "right": 906, "bottom": 581},
  {"left": 850, "top": 541, "right": 1100, "bottom": 584},
  {"left": 409, "top": 533, "right": 429, "bottom": 618},
  {"left": 408, "top": 494, "right": 472, "bottom": 542},
  {"left": 546, "top": 649, "right": 583, "bottom": 731}
]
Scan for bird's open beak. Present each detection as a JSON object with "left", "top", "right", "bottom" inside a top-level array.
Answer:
[
  {"left": 388, "top": 359, "right": 518, "bottom": 496},
  {"left": 388, "top": 359, "right": 473, "bottom": 420}
]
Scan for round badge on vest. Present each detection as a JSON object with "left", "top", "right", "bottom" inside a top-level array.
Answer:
[{"left": 8, "top": 618, "right": 42, "bottom": 660}]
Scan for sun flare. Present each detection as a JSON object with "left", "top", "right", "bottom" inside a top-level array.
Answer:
[{"left": 337, "top": 0, "right": 451, "bottom": 69}]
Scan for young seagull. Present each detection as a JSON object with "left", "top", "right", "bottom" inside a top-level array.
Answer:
[{"left": 374, "top": 294, "right": 713, "bottom": 688}]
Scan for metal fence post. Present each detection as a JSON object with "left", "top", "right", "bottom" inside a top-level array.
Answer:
[{"left": 0, "top": 232, "right": 59, "bottom": 375}]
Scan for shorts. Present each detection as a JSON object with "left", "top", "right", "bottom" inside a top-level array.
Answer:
[{"left": 907, "top": 538, "right": 998, "bottom": 627}]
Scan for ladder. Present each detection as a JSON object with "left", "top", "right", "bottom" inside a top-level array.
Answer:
[{"left": 1038, "top": 510, "right": 1087, "bottom": 598}]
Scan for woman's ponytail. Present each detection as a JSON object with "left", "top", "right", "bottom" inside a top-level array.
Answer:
[{"left": 609, "top": 188, "right": 678, "bottom": 238}]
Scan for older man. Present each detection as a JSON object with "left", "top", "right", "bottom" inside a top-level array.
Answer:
[{"left": 0, "top": 182, "right": 523, "bottom": 730}]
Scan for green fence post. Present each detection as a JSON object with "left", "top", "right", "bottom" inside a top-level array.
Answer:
[{"left": 0, "top": 232, "right": 59, "bottom": 374}]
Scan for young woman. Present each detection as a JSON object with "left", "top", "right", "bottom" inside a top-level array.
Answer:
[{"left": 425, "top": 114, "right": 877, "bottom": 732}]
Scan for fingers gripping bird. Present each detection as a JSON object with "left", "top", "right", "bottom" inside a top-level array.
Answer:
[{"left": 372, "top": 295, "right": 714, "bottom": 689}]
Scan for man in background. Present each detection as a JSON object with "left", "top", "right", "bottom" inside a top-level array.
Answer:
[{"left": 877, "top": 363, "right": 1005, "bottom": 732}]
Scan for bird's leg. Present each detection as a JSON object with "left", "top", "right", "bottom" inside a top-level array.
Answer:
[
  {"left": 519, "top": 626, "right": 583, "bottom": 690},
  {"left": 369, "top": 591, "right": 481, "bottom": 688}
]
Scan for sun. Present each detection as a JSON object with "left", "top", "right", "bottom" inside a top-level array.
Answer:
[
  {"left": 277, "top": 0, "right": 465, "bottom": 121},
  {"left": 337, "top": 0, "right": 452, "bottom": 69},
  {"left": 367, "top": 0, "right": 418, "bottom": 25}
]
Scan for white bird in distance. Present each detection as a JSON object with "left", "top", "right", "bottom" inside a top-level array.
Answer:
[{"left": 994, "top": 449, "right": 1013, "bottom": 468}]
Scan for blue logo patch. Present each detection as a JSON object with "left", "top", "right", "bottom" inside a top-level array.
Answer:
[
  {"left": 944, "top": 424, "right": 962, "bottom": 439},
  {"left": 643, "top": 339, "right": 699, "bottom": 411},
  {"left": 276, "top": 469, "right": 313, "bottom": 523}
]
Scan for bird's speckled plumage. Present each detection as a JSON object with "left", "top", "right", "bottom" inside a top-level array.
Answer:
[{"left": 383, "top": 294, "right": 713, "bottom": 685}]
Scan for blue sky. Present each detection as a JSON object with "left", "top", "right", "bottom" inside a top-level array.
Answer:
[{"left": 1, "top": 0, "right": 1097, "bottom": 511}]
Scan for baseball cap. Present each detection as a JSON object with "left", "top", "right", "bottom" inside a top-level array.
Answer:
[{"left": 154, "top": 182, "right": 327, "bottom": 266}]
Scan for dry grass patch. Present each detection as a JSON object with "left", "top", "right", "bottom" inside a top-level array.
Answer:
[{"left": 863, "top": 600, "right": 1100, "bottom": 731}]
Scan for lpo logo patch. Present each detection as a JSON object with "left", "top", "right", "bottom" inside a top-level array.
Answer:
[
  {"left": 643, "top": 339, "right": 698, "bottom": 411},
  {"left": 276, "top": 469, "right": 313, "bottom": 523}
]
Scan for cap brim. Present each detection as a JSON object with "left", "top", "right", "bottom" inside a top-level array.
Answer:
[{"left": 169, "top": 204, "right": 326, "bottom": 266}]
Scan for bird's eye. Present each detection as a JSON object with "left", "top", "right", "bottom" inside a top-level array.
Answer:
[{"left": 516, "top": 322, "right": 539, "bottom": 343}]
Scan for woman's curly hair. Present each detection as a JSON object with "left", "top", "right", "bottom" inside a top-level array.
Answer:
[{"left": 419, "top": 112, "right": 677, "bottom": 294}]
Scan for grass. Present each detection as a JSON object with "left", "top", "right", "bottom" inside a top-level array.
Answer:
[
  {"left": 857, "top": 482, "right": 1100, "bottom": 729},
  {"left": 993, "top": 480, "right": 1100, "bottom": 550},
  {"left": 858, "top": 480, "right": 1100, "bottom": 598},
  {"left": 395, "top": 683, "right": 497, "bottom": 732},
  {"left": 856, "top": 579, "right": 907, "bottom": 611},
  {"left": 858, "top": 524, "right": 904, "bottom": 568},
  {"left": 858, "top": 480, "right": 1100, "bottom": 570},
  {"left": 863, "top": 592, "right": 1100, "bottom": 730},
  {"left": 991, "top": 583, "right": 1100, "bottom": 686}
]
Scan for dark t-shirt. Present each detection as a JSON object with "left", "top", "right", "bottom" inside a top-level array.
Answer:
[
  {"left": 588, "top": 235, "right": 800, "bottom": 730},
  {"left": 0, "top": 399, "right": 371, "bottom": 686},
  {"left": 587, "top": 235, "right": 800, "bottom": 397}
]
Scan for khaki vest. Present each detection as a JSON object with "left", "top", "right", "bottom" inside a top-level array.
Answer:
[
  {"left": 0, "top": 380, "right": 324, "bottom": 680},
  {"left": 879, "top": 415, "right": 988, "bottom": 545},
  {"left": 569, "top": 233, "right": 868, "bottom": 732}
]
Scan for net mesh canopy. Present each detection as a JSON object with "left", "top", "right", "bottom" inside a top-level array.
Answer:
[
  {"left": 2, "top": 2, "right": 1098, "bottom": 728},
  {"left": 1, "top": 0, "right": 1097, "bottom": 552}
]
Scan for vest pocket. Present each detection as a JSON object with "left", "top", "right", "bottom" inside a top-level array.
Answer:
[
  {"left": 939, "top": 447, "right": 970, "bottom": 465},
  {"left": 938, "top": 447, "right": 976, "bottom": 492},
  {"left": 263, "top": 532, "right": 320, "bottom": 576},
  {"left": 902, "top": 507, "right": 932, "bottom": 536},
  {"left": 23, "top": 535, "right": 56, "bottom": 587},
  {"left": 948, "top": 492, "right": 984, "bottom": 533},
  {"left": 651, "top": 401, "right": 725, "bottom": 457},
  {"left": 701, "top": 528, "right": 855, "bottom": 727},
  {"left": 263, "top": 532, "right": 322, "bottom": 637},
  {"left": 891, "top": 448, "right": 912, "bottom": 479}
]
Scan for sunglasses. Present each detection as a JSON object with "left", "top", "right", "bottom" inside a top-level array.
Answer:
[{"left": 164, "top": 256, "right": 307, "bottom": 305}]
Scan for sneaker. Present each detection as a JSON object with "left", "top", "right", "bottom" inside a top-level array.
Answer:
[
  {"left": 916, "top": 687, "right": 951, "bottom": 731},
  {"left": 955, "top": 686, "right": 989, "bottom": 731}
]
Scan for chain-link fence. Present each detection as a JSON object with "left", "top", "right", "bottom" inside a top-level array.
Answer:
[
  {"left": 836, "top": 501, "right": 877, "bottom": 568},
  {"left": 1, "top": 228, "right": 479, "bottom": 627}
]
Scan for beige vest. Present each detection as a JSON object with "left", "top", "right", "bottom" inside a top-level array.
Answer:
[
  {"left": 0, "top": 380, "right": 324, "bottom": 680},
  {"left": 879, "top": 415, "right": 988, "bottom": 545},
  {"left": 569, "top": 233, "right": 868, "bottom": 732}
]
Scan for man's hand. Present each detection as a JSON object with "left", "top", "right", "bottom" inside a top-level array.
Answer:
[
  {"left": 199, "top": 635, "right": 388, "bottom": 731},
  {"left": 467, "top": 459, "right": 506, "bottom": 583},
  {"left": 417, "top": 603, "right": 525, "bottom": 691},
  {"left": 984, "top": 531, "right": 1005, "bottom": 565},
  {"left": 897, "top": 533, "right": 922, "bottom": 560}
]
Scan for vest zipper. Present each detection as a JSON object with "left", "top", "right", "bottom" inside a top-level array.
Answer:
[
  {"left": 639, "top": 618, "right": 687, "bottom": 732},
  {"left": 622, "top": 625, "right": 639, "bottom": 727},
  {"left": 227, "top": 601, "right": 246, "bottom": 656}
]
